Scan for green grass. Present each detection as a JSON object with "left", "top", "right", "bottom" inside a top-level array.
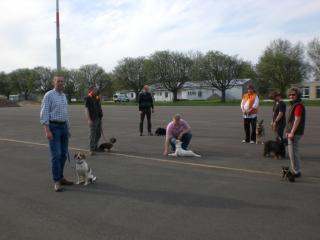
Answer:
[
  {"left": 99, "top": 99, "right": 242, "bottom": 106},
  {"left": 71, "top": 99, "right": 320, "bottom": 107}
]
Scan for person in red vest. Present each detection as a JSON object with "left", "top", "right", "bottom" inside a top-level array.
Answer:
[
  {"left": 286, "top": 87, "right": 306, "bottom": 178},
  {"left": 241, "top": 84, "right": 259, "bottom": 143}
]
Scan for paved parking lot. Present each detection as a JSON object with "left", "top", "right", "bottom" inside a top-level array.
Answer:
[{"left": 0, "top": 105, "right": 319, "bottom": 240}]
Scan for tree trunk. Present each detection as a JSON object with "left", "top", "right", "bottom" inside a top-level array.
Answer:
[
  {"left": 24, "top": 92, "right": 29, "bottom": 101},
  {"left": 220, "top": 88, "right": 226, "bottom": 102},
  {"left": 135, "top": 90, "right": 140, "bottom": 102},
  {"left": 172, "top": 90, "right": 178, "bottom": 102}
]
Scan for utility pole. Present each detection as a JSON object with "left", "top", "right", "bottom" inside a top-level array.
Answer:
[{"left": 56, "top": 0, "right": 62, "bottom": 71}]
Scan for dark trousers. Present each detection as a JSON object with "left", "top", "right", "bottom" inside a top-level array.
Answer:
[
  {"left": 275, "top": 125, "right": 285, "bottom": 141},
  {"left": 140, "top": 109, "right": 152, "bottom": 133},
  {"left": 170, "top": 133, "right": 192, "bottom": 151},
  {"left": 49, "top": 123, "right": 69, "bottom": 182},
  {"left": 90, "top": 118, "right": 102, "bottom": 151},
  {"left": 244, "top": 117, "right": 257, "bottom": 142}
]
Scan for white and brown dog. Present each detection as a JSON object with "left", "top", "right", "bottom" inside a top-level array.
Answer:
[
  {"left": 168, "top": 140, "right": 201, "bottom": 157},
  {"left": 256, "top": 120, "right": 265, "bottom": 144},
  {"left": 74, "top": 152, "right": 97, "bottom": 186}
]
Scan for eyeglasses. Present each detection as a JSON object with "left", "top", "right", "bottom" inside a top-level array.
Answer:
[{"left": 288, "top": 94, "right": 296, "bottom": 96}]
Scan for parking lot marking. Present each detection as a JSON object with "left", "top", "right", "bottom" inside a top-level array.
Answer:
[{"left": 1, "top": 137, "right": 319, "bottom": 180}]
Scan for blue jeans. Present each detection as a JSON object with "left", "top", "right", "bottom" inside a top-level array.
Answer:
[
  {"left": 49, "top": 123, "right": 69, "bottom": 182},
  {"left": 170, "top": 133, "right": 192, "bottom": 151}
]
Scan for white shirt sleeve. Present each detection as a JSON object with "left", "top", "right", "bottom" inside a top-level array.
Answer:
[
  {"left": 252, "top": 95, "right": 259, "bottom": 109},
  {"left": 240, "top": 98, "right": 244, "bottom": 111}
]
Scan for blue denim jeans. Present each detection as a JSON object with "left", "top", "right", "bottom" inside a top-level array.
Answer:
[
  {"left": 170, "top": 133, "right": 192, "bottom": 151},
  {"left": 49, "top": 123, "right": 69, "bottom": 182}
]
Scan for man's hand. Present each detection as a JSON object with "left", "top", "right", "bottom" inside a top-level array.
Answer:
[
  {"left": 88, "top": 119, "right": 93, "bottom": 126},
  {"left": 152, "top": 109, "right": 155, "bottom": 113},
  {"left": 271, "top": 121, "right": 276, "bottom": 130},
  {"left": 46, "top": 130, "right": 53, "bottom": 140},
  {"left": 287, "top": 132, "right": 294, "bottom": 140},
  {"left": 163, "top": 150, "right": 168, "bottom": 156}
]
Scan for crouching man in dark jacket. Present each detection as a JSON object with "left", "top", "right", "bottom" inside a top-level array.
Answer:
[{"left": 138, "top": 85, "right": 154, "bottom": 136}]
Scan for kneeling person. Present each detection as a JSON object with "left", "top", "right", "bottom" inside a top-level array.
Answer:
[{"left": 163, "top": 114, "right": 192, "bottom": 156}]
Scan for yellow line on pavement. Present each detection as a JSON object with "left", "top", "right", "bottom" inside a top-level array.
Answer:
[{"left": 0, "top": 137, "right": 316, "bottom": 180}]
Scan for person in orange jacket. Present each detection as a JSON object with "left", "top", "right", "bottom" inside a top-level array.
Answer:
[{"left": 241, "top": 84, "right": 259, "bottom": 144}]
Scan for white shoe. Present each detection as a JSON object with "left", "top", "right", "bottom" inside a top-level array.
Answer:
[
  {"left": 250, "top": 141, "right": 255, "bottom": 144},
  {"left": 242, "top": 140, "right": 247, "bottom": 143}
]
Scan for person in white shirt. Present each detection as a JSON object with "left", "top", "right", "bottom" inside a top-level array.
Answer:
[{"left": 240, "top": 84, "right": 259, "bottom": 144}]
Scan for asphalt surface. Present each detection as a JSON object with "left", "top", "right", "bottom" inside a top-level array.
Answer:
[{"left": 0, "top": 105, "right": 319, "bottom": 240}]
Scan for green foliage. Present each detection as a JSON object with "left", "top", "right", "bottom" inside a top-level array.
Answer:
[
  {"left": 9, "top": 68, "right": 39, "bottom": 100},
  {"left": 257, "top": 39, "right": 307, "bottom": 96},
  {"left": 149, "top": 50, "right": 193, "bottom": 101},
  {"left": 34, "top": 66, "right": 54, "bottom": 93},
  {"left": 0, "top": 72, "right": 13, "bottom": 99},
  {"left": 199, "top": 51, "right": 245, "bottom": 102},
  {"left": 78, "top": 64, "right": 111, "bottom": 94},
  {"left": 113, "top": 57, "right": 148, "bottom": 101},
  {"left": 2, "top": 38, "right": 317, "bottom": 102}
]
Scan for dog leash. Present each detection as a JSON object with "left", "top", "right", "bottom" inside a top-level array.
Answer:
[
  {"left": 100, "top": 123, "right": 108, "bottom": 142},
  {"left": 66, "top": 148, "right": 76, "bottom": 170}
]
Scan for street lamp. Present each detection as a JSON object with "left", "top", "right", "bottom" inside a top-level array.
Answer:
[{"left": 56, "top": 0, "right": 62, "bottom": 71}]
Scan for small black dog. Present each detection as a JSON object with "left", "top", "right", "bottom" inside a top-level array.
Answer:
[
  {"left": 264, "top": 137, "right": 286, "bottom": 159},
  {"left": 155, "top": 127, "right": 166, "bottom": 136},
  {"left": 97, "top": 137, "right": 117, "bottom": 152},
  {"left": 281, "top": 166, "right": 295, "bottom": 182}
]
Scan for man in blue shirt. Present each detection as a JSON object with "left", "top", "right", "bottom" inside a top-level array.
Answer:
[{"left": 40, "top": 75, "right": 73, "bottom": 192}]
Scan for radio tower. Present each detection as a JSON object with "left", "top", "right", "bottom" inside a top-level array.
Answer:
[{"left": 56, "top": 0, "right": 62, "bottom": 71}]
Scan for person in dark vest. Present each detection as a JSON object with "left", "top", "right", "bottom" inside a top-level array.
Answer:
[
  {"left": 85, "top": 85, "right": 103, "bottom": 155},
  {"left": 138, "top": 85, "right": 154, "bottom": 136},
  {"left": 270, "top": 91, "right": 286, "bottom": 140},
  {"left": 286, "top": 87, "right": 306, "bottom": 178}
]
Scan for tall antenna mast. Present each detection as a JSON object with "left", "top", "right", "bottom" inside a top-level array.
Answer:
[{"left": 56, "top": 0, "right": 62, "bottom": 71}]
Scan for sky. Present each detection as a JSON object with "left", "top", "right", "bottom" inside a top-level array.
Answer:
[{"left": 0, "top": 0, "right": 320, "bottom": 73}]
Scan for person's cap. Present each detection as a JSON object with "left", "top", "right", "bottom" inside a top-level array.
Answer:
[
  {"left": 247, "top": 84, "right": 254, "bottom": 90},
  {"left": 269, "top": 90, "right": 280, "bottom": 99}
]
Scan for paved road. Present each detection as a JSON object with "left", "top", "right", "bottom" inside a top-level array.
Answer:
[{"left": 0, "top": 105, "right": 319, "bottom": 240}]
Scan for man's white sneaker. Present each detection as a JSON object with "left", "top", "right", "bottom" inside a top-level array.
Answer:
[{"left": 250, "top": 141, "right": 255, "bottom": 144}]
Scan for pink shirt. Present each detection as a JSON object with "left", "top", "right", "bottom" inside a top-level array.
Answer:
[{"left": 166, "top": 119, "right": 190, "bottom": 139}]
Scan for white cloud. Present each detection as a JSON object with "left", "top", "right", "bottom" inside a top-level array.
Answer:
[{"left": 0, "top": 0, "right": 320, "bottom": 72}]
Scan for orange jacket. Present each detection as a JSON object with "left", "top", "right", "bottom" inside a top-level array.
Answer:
[{"left": 242, "top": 93, "right": 258, "bottom": 114}]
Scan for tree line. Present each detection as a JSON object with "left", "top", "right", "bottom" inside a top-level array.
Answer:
[{"left": 0, "top": 38, "right": 319, "bottom": 102}]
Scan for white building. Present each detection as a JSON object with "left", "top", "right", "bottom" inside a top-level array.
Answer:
[
  {"left": 293, "top": 81, "right": 320, "bottom": 100},
  {"left": 115, "top": 79, "right": 251, "bottom": 102}
]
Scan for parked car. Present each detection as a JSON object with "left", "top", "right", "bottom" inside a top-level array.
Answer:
[{"left": 113, "top": 94, "right": 129, "bottom": 102}]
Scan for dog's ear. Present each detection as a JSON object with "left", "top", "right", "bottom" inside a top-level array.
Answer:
[
  {"left": 81, "top": 153, "right": 86, "bottom": 159},
  {"left": 74, "top": 153, "right": 78, "bottom": 159},
  {"left": 260, "top": 120, "right": 264, "bottom": 124}
]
